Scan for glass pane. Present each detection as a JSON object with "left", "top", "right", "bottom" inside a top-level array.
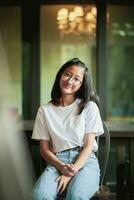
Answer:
[
  {"left": 40, "top": 5, "right": 97, "bottom": 104},
  {"left": 107, "top": 6, "right": 134, "bottom": 122},
  {"left": 0, "top": 7, "right": 22, "bottom": 116}
]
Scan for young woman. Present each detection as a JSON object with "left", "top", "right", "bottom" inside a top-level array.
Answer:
[{"left": 31, "top": 58, "right": 104, "bottom": 200}]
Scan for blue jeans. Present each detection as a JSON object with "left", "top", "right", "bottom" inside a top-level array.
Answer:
[{"left": 31, "top": 149, "right": 100, "bottom": 200}]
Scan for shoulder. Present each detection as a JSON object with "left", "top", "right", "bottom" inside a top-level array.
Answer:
[
  {"left": 85, "top": 101, "right": 99, "bottom": 111},
  {"left": 84, "top": 101, "right": 99, "bottom": 116},
  {"left": 37, "top": 102, "right": 52, "bottom": 114}
]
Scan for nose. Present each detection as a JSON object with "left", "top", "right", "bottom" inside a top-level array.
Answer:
[{"left": 67, "top": 77, "right": 74, "bottom": 84}]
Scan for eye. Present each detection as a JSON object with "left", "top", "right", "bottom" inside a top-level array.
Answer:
[
  {"left": 64, "top": 72, "right": 71, "bottom": 78},
  {"left": 74, "top": 77, "right": 81, "bottom": 82}
]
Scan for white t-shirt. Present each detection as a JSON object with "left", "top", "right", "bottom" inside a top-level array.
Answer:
[{"left": 32, "top": 99, "right": 104, "bottom": 153}]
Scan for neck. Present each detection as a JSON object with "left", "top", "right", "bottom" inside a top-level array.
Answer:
[{"left": 60, "top": 95, "right": 76, "bottom": 106}]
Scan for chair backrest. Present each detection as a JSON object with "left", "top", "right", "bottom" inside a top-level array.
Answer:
[{"left": 97, "top": 121, "right": 110, "bottom": 188}]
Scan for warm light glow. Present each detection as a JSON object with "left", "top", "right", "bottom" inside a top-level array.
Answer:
[
  {"left": 68, "top": 11, "right": 76, "bottom": 21},
  {"left": 57, "top": 6, "right": 97, "bottom": 37},
  {"left": 85, "top": 12, "right": 95, "bottom": 22},
  {"left": 57, "top": 6, "right": 109, "bottom": 38},
  {"left": 74, "top": 6, "right": 84, "bottom": 17},
  {"left": 57, "top": 8, "right": 68, "bottom": 21},
  {"left": 91, "top": 7, "right": 97, "bottom": 16}
]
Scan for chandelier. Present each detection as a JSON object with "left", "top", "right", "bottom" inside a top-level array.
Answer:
[{"left": 57, "top": 6, "right": 97, "bottom": 37}]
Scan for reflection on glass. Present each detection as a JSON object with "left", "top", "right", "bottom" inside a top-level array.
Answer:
[
  {"left": 107, "top": 6, "right": 134, "bottom": 122},
  {"left": 40, "top": 5, "right": 97, "bottom": 104},
  {"left": 0, "top": 7, "right": 22, "bottom": 116},
  {"left": 57, "top": 6, "right": 97, "bottom": 37}
]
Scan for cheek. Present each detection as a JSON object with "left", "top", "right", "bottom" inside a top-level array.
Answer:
[
  {"left": 73, "top": 85, "right": 81, "bottom": 93},
  {"left": 59, "top": 78, "right": 63, "bottom": 88}
]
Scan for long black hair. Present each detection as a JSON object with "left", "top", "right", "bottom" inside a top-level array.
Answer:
[{"left": 51, "top": 58, "right": 99, "bottom": 113}]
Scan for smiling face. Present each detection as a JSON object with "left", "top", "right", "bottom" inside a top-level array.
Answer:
[{"left": 59, "top": 65, "right": 84, "bottom": 96}]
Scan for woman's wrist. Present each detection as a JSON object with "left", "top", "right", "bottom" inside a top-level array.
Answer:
[
  {"left": 60, "top": 163, "right": 78, "bottom": 177},
  {"left": 57, "top": 162, "right": 66, "bottom": 172}
]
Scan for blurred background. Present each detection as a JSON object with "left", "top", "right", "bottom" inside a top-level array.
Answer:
[{"left": 0, "top": 0, "right": 134, "bottom": 200}]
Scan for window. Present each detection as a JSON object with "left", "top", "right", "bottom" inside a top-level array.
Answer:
[
  {"left": 40, "top": 5, "right": 97, "bottom": 104},
  {"left": 107, "top": 6, "right": 134, "bottom": 122}
]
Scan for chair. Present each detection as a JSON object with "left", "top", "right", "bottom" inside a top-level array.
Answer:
[{"left": 91, "top": 121, "right": 110, "bottom": 199}]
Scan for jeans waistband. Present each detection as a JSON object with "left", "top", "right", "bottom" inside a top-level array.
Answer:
[{"left": 60, "top": 146, "right": 83, "bottom": 153}]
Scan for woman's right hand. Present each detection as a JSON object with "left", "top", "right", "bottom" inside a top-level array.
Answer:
[
  {"left": 60, "top": 163, "right": 78, "bottom": 177},
  {"left": 40, "top": 140, "right": 78, "bottom": 177}
]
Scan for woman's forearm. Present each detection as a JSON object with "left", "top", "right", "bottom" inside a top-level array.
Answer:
[
  {"left": 73, "top": 146, "right": 92, "bottom": 170},
  {"left": 73, "top": 133, "right": 95, "bottom": 171},
  {"left": 41, "top": 149, "right": 78, "bottom": 177},
  {"left": 41, "top": 149, "right": 65, "bottom": 171}
]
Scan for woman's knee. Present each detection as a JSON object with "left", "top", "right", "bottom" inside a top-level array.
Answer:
[
  {"left": 65, "top": 187, "right": 88, "bottom": 200},
  {"left": 65, "top": 183, "right": 99, "bottom": 200},
  {"left": 65, "top": 190, "right": 81, "bottom": 200},
  {"left": 31, "top": 189, "right": 56, "bottom": 200}
]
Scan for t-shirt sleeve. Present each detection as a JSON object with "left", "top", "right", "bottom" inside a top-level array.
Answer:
[
  {"left": 84, "top": 101, "right": 104, "bottom": 136},
  {"left": 31, "top": 106, "right": 50, "bottom": 140}
]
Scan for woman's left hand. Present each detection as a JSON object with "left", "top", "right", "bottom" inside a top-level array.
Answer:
[
  {"left": 61, "top": 163, "right": 78, "bottom": 177},
  {"left": 56, "top": 175, "right": 71, "bottom": 195}
]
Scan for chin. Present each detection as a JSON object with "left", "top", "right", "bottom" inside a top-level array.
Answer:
[{"left": 62, "top": 90, "right": 73, "bottom": 95}]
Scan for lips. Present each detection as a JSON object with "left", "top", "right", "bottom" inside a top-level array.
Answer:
[{"left": 62, "top": 83, "right": 72, "bottom": 89}]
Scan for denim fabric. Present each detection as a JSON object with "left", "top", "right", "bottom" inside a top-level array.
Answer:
[{"left": 31, "top": 149, "right": 100, "bottom": 200}]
